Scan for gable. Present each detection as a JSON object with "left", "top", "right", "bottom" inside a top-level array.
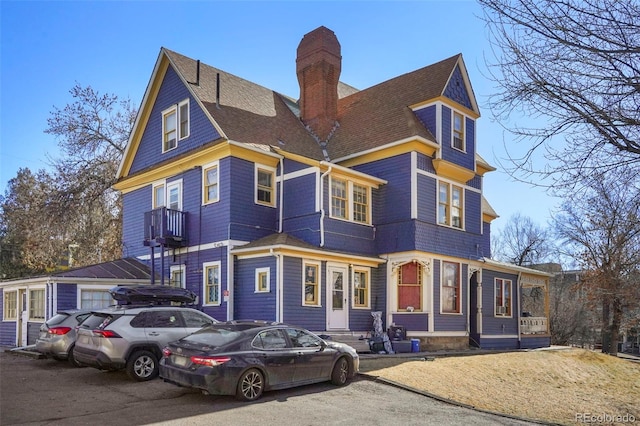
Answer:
[{"left": 443, "top": 65, "right": 473, "bottom": 111}]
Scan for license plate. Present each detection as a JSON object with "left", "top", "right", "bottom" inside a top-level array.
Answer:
[{"left": 172, "top": 355, "right": 188, "bottom": 367}]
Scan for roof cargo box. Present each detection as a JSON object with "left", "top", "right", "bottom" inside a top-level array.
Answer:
[{"left": 109, "top": 285, "right": 196, "bottom": 305}]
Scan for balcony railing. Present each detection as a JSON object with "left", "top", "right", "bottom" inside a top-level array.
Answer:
[
  {"left": 143, "top": 207, "right": 187, "bottom": 248},
  {"left": 520, "top": 317, "right": 548, "bottom": 335}
]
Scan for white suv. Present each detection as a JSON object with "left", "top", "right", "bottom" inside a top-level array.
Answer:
[{"left": 74, "top": 305, "right": 217, "bottom": 381}]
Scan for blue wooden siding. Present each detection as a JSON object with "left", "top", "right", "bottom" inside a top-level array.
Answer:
[
  {"left": 467, "top": 174, "right": 482, "bottom": 190},
  {"left": 465, "top": 190, "right": 482, "bottom": 235},
  {"left": 432, "top": 260, "right": 468, "bottom": 332},
  {"left": 234, "top": 257, "right": 277, "bottom": 321},
  {"left": 122, "top": 187, "right": 149, "bottom": 259},
  {"left": 228, "top": 157, "right": 279, "bottom": 241},
  {"left": 0, "top": 321, "right": 15, "bottom": 346},
  {"left": 281, "top": 257, "right": 325, "bottom": 331},
  {"left": 376, "top": 221, "right": 416, "bottom": 254},
  {"left": 415, "top": 222, "right": 484, "bottom": 259},
  {"left": 477, "top": 337, "right": 518, "bottom": 350},
  {"left": 56, "top": 283, "right": 77, "bottom": 311},
  {"left": 129, "top": 66, "right": 221, "bottom": 174},
  {"left": 480, "top": 269, "right": 519, "bottom": 336},
  {"left": 392, "top": 313, "right": 429, "bottom": 332},
  {"left": 413, "top": 105, "right": 438, "bottom": 140},
  {"left": 443, "top": 65, "right": 473, "bottom": 111},
  {"left": 416, "top": 153, "right": 436, "bottom": 174},
  {"left": 282, "top": 170, "right": 319, "bottom": 243},
  {"left": 322, "top": 219, "right": 376, "bottom": 256},
  {"left": 283, "top": 158, "right": 311, "bottom": 174}
]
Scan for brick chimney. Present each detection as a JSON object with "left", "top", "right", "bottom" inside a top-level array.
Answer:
[{"left": 296, "top": 26, "right": 341, "bottom": 141}]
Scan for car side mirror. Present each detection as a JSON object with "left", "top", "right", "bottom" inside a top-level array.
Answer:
[{"left": 318, "top": 340, "right": 327, "bottom": 351}]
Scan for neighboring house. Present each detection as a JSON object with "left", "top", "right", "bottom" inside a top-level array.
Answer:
[
  {"left": 112, "top": 26, "right": 549, "bottom": 350},
  {"left": 0, "top": 258, "right": 153, "bottom": 347}
]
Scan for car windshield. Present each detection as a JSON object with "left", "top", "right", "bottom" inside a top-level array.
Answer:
[{"left": 180, "top": 326, "right": 243, "bottom": 347}]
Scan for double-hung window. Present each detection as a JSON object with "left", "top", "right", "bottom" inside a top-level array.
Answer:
[
  {"left": 203, "top": 162, "right": 219, "bottom": 204},
  {"left": 3, "top": 291, "right": 17, "bottom": 320},
  {"left": 353, "top": 268, "right": 370, "bottom": 309},
  {"left": 153, "top": 182, "right": 165, "bottom": 208},
  {"left": 441, "top": 261, "right": 461, "bottom": 313},
  {"left": 495, "top": 278, "right": 512, "bottom": 316},
  {"left": 453, "top": 111, "right": 465, "bottom": 151},
  {"left": 330, "top": 177, "right": 371, "bottom": 224},
  {"left": 256, "top": 165, "right": 275, "bottom": 207},
  {"left": 29, "top": 289, "right": 45, "bottom": 320},
  {"left": 203, "top": 261, "right": 221, "bottom": 306},
  {"left": 80, "top": 290, "right": 113, "bottom": 309},
  {"left": 162, "top": 99, "right": 190, "bottom": 152},
  {"left": 303, "top": 261, "right": 320, "bottom": 306},
  {"left": 438, "top": 182, "right": 463, "bottom": 229}
]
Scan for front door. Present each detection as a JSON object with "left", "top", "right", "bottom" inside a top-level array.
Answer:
[
  {"left": 327, "top": 265, "right": 348, "bottom": 330},
  {"left": 19, "top": 289, "right": 28, "bottom": 346}
]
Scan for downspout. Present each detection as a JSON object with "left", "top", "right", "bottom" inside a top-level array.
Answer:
[
  {"left": 278, "top": 157, "right": 284, "bottom": 233},
  {"left": 270, "top": 249, "right": 283, "bottom": 322},
  {"left": 319, "top": 167, "right": 332, "bottom": 247},
  {"left": 227, "top": 244, "right": 234, "bottom": 321},
  {"left": 517, "top": 272, "right": 522, "bottom": 347}
]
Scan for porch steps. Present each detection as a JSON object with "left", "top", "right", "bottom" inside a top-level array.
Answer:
[{"left": 319, "top": 331, "right": 371, "bottom": 353}]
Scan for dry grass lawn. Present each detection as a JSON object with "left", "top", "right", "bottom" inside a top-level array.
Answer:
[{"left": 359, "top": 348, "right": 640, "bottom": 425}]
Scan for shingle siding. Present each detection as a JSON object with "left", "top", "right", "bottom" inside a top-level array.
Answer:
[{"left": 443, "top": 65, "right": 473, "bottom": 110}]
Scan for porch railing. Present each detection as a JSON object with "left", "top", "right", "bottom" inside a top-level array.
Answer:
[
  {"left": 520, "top": 317, "right": 548, "bottom": 334},
  {"left": 143, "top": 207, "right": 187, "bottom": 248}
]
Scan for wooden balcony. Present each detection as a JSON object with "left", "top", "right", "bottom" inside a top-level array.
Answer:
[
  {"left": 520, "top": 317, "right": 548, "bottom": 335},
  {"left": 143, "top": 207, "right": 187, "bottom": 248}
]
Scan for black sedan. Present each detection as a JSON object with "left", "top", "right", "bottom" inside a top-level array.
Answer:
[{"left": 159, "top": 321, "right": 359, "bottom": 401}]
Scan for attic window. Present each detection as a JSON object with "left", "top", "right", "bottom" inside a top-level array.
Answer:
[{"left": 162, "top": 99, "right": 190, "bottom": 153}]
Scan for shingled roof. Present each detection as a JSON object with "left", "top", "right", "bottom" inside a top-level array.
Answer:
[{"left": 163, "top": 47, "right": 465, "bottom": 162}]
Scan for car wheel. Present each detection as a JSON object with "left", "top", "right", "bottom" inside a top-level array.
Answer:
[
  {"left": 126, "top": 350, "right": 159, "bottom": 381},
  {"left": 236, "top": 369, "right": 264, "bottom": 401},
  {"left": 67, "top": 345, "right": 84, "bottom": 368},
  {"left": 331, "top": 357, "right": 349, "bottom": 386}
]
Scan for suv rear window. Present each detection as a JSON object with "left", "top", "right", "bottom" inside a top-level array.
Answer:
[
  {"left": 80, "top": 313, "right": 119, "bottom": 330},
  {"left": 46, "top": 313, "right": 71, "bottom": 326}
]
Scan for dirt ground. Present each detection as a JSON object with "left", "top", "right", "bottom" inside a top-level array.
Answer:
[{"left": 359, "top": 348, "right": 640, "bottom": 425}]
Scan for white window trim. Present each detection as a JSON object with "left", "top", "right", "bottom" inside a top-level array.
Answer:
[
  {"left": 440, "top": 261, "right": 463, "bottom": 315},
  {"left": 170, "top": 264, "right": 186, "bottom": 288},
  {"left": 494, "top": 278, "right": 513, "bottom": 318},
  {"left": 152, "top": 180, "right": 166, "bottom": 209},
  {"left": 302, "top": 260, "right": 322, "bottom": 307},
  {"left": 452, "top": 110, "right": 466, "bottom": 152},
  {"left": 255, "top": 267, "right": 271, "bottom": 293},
  {"left": 438, "top": 180, "right": 465, "bottom": 230},
  {"left": 161, "top": 99, "right": 189, "bottom": 153},
  {"left": 202, "top": 261, "right": 222, "bottom": 306},
  {"left": 351, "top": 266, "right": 371, "bottom": 309},
  {"left": 202, "top": 161, "right": 220, "bottom": 205},
  {"left": 329, "top": 176, "right": 372, "bottom": 225},
  {"left": 255, "top": 164, "right": 276, "bottom": 207},
  {"left": 178, "top": 99, "right": 190, "bottom": 140},
  {"left": 166, "top": 179, "right": 183, "bottom": 211},
  {"left": 3, "top": 289, "right": 18, "bottom": 321},
  {"left": 28, "top": 288, "right": 46, "bottom": 321},
  {"left": 76, "top": 284, "right": 115, "bottom": 309}
]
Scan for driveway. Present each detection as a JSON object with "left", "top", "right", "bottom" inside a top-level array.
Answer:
[{"left": 0, "top": 350, "right": 536, "bottom": 425}]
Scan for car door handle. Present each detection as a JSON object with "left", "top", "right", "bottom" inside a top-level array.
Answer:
[{"left": 148, "top": 332, "right": 160, "bottom": 336}]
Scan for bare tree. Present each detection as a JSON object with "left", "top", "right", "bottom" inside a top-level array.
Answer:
[
  {"left": 45, "top": 84, "right": 136, "bottom": 266},
  {"left": 0, "top": 85, "right": 136, "bottom": 278},
  {"left": 553, "top": 171, "right": 640, "bottom": 354},
  {"left": 492, "top": 212, "right": 553, "bottom": 266},
  {"left": 478, "top": 0, "right": 640, "bottom": 186}
]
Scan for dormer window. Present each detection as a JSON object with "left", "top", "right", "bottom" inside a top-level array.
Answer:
[
  {"left": 162, "top": 99, "right": 190, "bottom": 152},
  {"left": 453, "top": 111, "right": 465, "bottom": 151}
]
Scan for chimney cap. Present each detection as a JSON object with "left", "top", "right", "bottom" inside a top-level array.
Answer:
[{"left": 296, "top": 26, "right": 341, "bottom": 65}]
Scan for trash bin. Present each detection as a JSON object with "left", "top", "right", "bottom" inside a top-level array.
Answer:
[{"left": 411, "top": 338, "right": 420, "bottom": 353}]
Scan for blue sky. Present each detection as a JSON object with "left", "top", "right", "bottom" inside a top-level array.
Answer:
[{"left": 0, "top": 0, "right": 558, "bottom": 233}]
